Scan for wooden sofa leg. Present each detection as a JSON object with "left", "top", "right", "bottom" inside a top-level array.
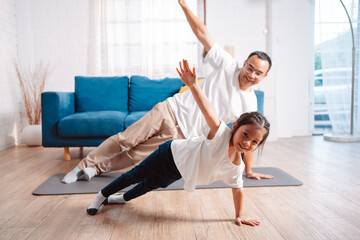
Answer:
[
  {"left": 64, "top": 147, "right": 71, "bottom": 161},
  {"left": 79, "top": 147, "right": 83, "bottom": 158}
]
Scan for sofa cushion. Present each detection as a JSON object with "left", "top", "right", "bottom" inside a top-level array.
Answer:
[
  {"left": 58, "top": 111, "right": 126, "bottom": 138},
  {"left": 75, "top": 76, "right": 129, "bottom": 112},
  {"left": 129, "top": 76, "right": 184, "bottom": 112},
  {"left": 125, "top": 111, "right": 148, "bottom": 129},
  {"left": 254, "top": 90, "right": 264, "bottom": 115}
]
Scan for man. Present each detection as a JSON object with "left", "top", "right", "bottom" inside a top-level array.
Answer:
[{"left": 62, "top": 0, "right": 272, "bottom": 184}]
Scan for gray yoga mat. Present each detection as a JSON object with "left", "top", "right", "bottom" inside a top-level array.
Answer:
[{"left": 32, "top": 167, "right": 302, "bottom": 196}]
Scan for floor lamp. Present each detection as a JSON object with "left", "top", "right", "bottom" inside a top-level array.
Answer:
[{"left": 324, "top": 0, "right": 360, "bottom": 142}]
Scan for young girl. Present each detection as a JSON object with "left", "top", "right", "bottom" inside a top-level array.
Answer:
[{"left": 87, "top": 59, "right": 270, "bottom": 226}]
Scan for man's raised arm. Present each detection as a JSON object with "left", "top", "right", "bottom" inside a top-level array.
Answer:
[{"left": 178, "top": 0, "right": 215, "bottom": 52}]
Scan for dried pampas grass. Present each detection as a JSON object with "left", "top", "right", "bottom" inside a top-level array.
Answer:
[{"left": 15, "top": 61, "right": 49, "bottom": 125}]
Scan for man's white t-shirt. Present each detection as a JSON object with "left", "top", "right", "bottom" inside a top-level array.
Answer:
[
  {"left": 171, "top": 121, "right": 244, "bottom": 192},
  {"left": 167, "top": 43, "right": 258, "bottom": 138}
]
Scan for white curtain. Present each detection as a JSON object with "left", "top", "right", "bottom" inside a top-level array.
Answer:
[
  {"left": 88, "top": 0, "right": 204, "bottom": 79},
  {"left": 316, "top": 0, "right": 360, "bottom": 134}
]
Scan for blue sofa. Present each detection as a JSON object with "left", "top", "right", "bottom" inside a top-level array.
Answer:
[{"left": 41, "top": 76, "right": 264, "bottom": 160}]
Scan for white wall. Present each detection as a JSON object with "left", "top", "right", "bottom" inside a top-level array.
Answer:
[
  {"left": 0, "top": 0, "right": 22, "bottom": 151},
  {"left": 0, "top": 0, "right": 89, "bottom": 150},
  {"left": 17, "top": 0, "right": 89, "bottom": 92},
  {"left": 0, "top": 0, "right": 314, "bottom": 150},
  {"left": 271, "top": 0, "right": 314, "bottom": 138}
]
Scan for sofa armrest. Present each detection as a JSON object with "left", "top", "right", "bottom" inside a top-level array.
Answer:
[
  {"left": 41, "top": 92, "right": 75, "bottom": 147},
  {"left": 254, "top": 90, "right": 264, "bottom": 115}
]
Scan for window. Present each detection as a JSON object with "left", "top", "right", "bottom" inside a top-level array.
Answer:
[
  {"left": 313, "top": 0, "right": 360, "bottom": 134},
  {"left": 98, "top": 0, "right": 204, "bottom": 78}
]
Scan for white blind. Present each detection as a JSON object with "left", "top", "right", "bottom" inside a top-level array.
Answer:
[{"left": 89, "top": 0, "right": 204, "bottom": 79}]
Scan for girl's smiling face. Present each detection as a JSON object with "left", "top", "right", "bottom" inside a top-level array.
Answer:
[{"left": 230, "top": 123, "right": 267, "bottom": 153}]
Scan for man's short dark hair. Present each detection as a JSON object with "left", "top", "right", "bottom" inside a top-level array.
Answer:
[{"left": 247, "top": 51, "right": 272, "bottom": 73}]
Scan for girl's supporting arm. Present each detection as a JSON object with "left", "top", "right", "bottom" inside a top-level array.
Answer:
[{"left": 232, "top": 188, "right": 260, "bottom": 226}]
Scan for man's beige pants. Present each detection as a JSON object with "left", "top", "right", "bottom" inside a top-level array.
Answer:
[{"left": 77, "top": 100, "right": 185, "bottom": 174}]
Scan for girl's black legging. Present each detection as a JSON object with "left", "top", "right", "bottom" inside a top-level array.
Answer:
[{"left": 101, "top": 140, "right": 182, "bottom": 201}]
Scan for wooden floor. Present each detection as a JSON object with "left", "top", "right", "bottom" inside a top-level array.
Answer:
[{"left": 0, "top": 136, "right": 360, "bottom": 240}]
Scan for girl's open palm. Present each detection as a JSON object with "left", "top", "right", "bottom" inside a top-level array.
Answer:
[
  {"left": 176, "top": 59, "right": 197, "bottom": 87},
  {"left": 235, "top": 216, "right": 260, "bottom": 227}
]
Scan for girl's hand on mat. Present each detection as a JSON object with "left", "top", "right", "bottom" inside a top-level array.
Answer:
[
  {"left": 246, "top": 171, "right": 273, "bottom": 180},
  {"left": 235, "top": 216, "right": 260, "bottom": 227}
]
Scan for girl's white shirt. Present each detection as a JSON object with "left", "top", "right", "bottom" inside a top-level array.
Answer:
[
  {"left": 167, "top": 43, "right": 258, "bottom": 138},
  {"left": 171, "top": 121, "right": 244, "bottom": 192}
]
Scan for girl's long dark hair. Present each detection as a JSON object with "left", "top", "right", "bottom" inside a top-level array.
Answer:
[{"left": 230, "top": 112, "right": 270, "bottom": 157}]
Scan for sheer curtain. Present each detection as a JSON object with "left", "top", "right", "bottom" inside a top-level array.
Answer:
[
  {"left": 88, "top": 0, "right": 204, "bottom": 78},
  {"left": 315, "top": 0, "right": 360, "bottom": 134}
]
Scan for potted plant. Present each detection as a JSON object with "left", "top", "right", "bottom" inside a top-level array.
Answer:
[{"left": 15, "top": 61, "right": 49, "bottom": 146}]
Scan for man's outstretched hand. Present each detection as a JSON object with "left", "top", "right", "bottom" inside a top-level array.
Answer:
[
  {"left": 246, "top": 171, "right": 273, "bottom": 180},
  {"left": 178, "top": 0, "right": 186, "bottom": 7}
]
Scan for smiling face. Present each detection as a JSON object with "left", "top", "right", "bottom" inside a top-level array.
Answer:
[
  {"left": 230, "top": 123, "right": 267, "bottom": 153},
  {"left": 238, "top": 55, "right": 269, "bottom": 91}
]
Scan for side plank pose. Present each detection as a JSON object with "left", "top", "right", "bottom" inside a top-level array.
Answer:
[
  {"left": 87, "top": 60, "right": 270, "bottom": 226},
  {"left": 62, "top": 0, "right": 272, "bottom": 184}
]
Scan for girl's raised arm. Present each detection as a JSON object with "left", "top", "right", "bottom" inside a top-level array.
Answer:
[{"left": 176, "top": 59, "right": 220, "bottom": 139}]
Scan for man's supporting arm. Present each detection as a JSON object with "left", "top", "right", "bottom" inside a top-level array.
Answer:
[{"left": 243, "top": 151, "right": 273, "bottom": 180}]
